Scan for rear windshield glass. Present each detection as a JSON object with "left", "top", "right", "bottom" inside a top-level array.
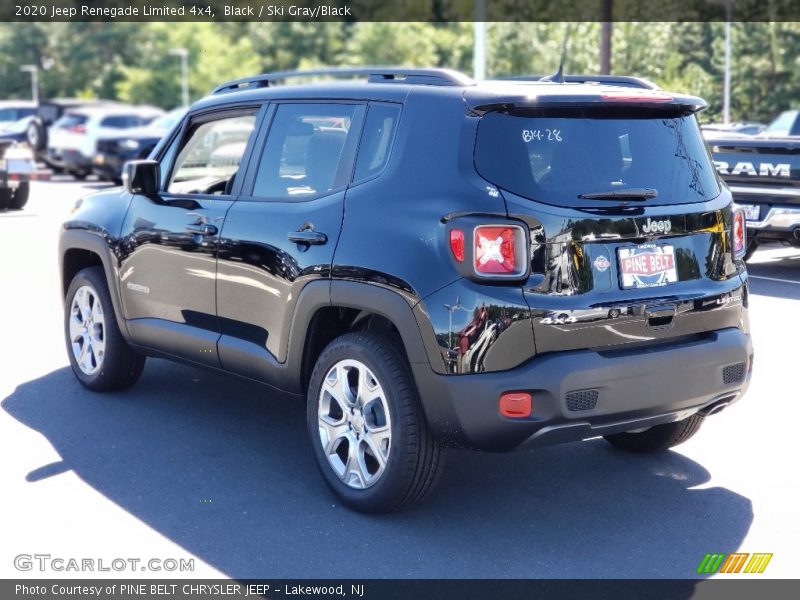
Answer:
[
  {"left": 475, "top": 110, "right": 720, "bottom": 207},
  {"left": 56, "top": 114, "right": 89, "bottom": 129}
]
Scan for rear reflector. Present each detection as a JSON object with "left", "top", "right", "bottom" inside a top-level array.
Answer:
[
  {"left": 449, "top": 228, "right": 465, "bottom": 262},
  {"left": 499, "top": 392, "right": 532, "bottom": 418}
]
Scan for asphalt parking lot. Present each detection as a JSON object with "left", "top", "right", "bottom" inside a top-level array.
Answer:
[{"left": 1, "top": 179, "right": 798, "bottom": 580}]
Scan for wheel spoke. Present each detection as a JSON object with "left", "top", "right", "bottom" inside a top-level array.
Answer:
[
  {"left": 318, "top": 420, "right": 350, "bottom": 456},
  {"left": 356, "top": 366, "right": 381, "bottom": 405},
  {"left": 322, "top": 365, "right": 351, "bottom": 410},
  {"left": 91, "top": 297, "right": 104, "bottom": 323},
  {"left": 363, "top": 429, "right": 389, "bottom": 471},
  {"left": 76, "top": 288, "right": 91, "bottom": 322},
  {"left": 78, "top": 341, "right": 91, "bottom": 371},
  {"left": 344, "top": 434, "right": 367, "bottom": 489}
]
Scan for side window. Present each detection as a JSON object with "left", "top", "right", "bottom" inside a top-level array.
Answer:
[
  {"left": 252, "top": 103, "right": 357, "bottom": 199},
  {"left": 354, "top": 103, "right": 401, "bottom": 182},
  {"left": 167, "top": 113, "right": 257, "bottom": 195}
]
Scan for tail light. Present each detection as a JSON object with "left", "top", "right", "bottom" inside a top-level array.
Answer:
[
  {"left": 448, "top": 223, "right": 528, "bottom": 280},
  {"left": 732, "top": 209, "right": 746, "bottom": 259},
  {"left": 67, "top": 124, "right": 86, "bottom": 134},
  {"left": 449, "top": 229, "right": 465, "bottom": 262},
  {"left": 474, "top": 225, "right": 527, "bottom": 277}
]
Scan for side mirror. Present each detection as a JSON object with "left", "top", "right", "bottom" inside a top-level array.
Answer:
[{"left": 123, "top": 160, "right": 160, "bottom": 195}]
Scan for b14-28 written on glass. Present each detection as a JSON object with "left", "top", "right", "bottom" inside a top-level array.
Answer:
[{"left": 522, "top": 129, "right": 562, "bottom": 143}]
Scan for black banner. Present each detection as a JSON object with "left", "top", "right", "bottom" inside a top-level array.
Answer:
[
  {"left": 4, "top": 579, "right": 800, "bottom": 600},
  {"left": 3, "top": 0, "right": 800, "bottom": 22}
]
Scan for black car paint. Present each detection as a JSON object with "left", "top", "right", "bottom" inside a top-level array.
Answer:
[{"left": 60, "top": 77, "right": 752, "bottom": 450}]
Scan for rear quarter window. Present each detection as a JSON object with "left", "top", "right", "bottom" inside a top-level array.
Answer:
[
  {"left": 475, "top": 109, "right": 721, "bottom": 208},
  {"left": 354, "top": 103, "right": 401, "bottom": 182}
]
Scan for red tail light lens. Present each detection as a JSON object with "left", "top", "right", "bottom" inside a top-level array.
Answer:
[
  {"left": 733, "top": 209, "right": 746, "bottom": 258},
  {"left": 67, "top": 125, "right": 86, "bottom": 134},
  {"left": 449, "top": 228, "right": 465, "bottom": 262},
  {"left": 499, "top": 392, "right": 532, "bottom": 418},
  {"left": 474, "top": 225, "right": 523, "bottom": 275}
]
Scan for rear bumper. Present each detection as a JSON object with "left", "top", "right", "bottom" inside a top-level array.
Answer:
[
  {"left": 729, "top": 188, "right": 800, "bottom": 240},
  {"left": 412, "top": 327, "right": 752, "bottom": 451},
  {"left": 746, "top": 206, "right": 800, "bottom": 241}
]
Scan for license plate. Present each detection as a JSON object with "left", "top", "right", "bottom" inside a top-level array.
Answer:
[
  {"left": 618, "top": 244, "right": 678, "bottom": 289},
  {"left": 737, "top": 204, "right": 760, "bottom": 221}
]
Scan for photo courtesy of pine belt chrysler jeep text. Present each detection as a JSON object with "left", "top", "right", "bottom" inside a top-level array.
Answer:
[{"left": 58, "top": 67, "right": 753, "bottom": 512}]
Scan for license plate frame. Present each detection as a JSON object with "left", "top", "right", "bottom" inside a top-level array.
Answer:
[{"left": 617, "top": 243, "right": 679, "bottom": 290}]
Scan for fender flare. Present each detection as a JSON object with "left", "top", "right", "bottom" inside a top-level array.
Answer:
[
  {"left": 285, "top": 279, "right": 444, "bottom": 382},
  {"left": 59, "top": 228, "right": 130, "bottom": 338}
]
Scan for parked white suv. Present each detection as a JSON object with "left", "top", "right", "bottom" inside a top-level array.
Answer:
[{"left": 46, "top": 105, "right": 164, "bottom": 179}]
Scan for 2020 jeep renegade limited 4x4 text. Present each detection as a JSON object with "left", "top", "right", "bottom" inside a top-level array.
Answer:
[{"left": 59, "top": 68, "right": 753, "bottom": 512}]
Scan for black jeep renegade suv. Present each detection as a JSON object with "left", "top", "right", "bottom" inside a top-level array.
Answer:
[{"left": 59, "top": 68, "right": 753, "bottom": 512}]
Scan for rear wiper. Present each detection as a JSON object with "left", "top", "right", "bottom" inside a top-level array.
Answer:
[{"left": 578, "top": 188, "right": 658, "bottom": 201}]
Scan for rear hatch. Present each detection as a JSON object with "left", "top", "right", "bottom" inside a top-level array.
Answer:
[
  {"left": 472, "top": 90, "right": 745, "bottom": 354},
  {"left": 48, "top": 112, "right": 90, "bottom": 152}
]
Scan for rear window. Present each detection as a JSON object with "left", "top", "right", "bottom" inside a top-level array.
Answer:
[
  {"left": 0, "top": 107, "right": 35, "bottom": 122},
  {"left": 101, "top": 115, "right": 149, "bottom": 128},
  {"left": 475, "top": 110, "right": 721, "bottom": 207},
  {"left": 55, "top": 114, "right": 89, "bottom": 129}
]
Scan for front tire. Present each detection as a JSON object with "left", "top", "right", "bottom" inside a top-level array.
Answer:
[
  {"left": 307, "top": 332, "right": 444, "bottom": 513},
  {"left": 603, "top": 414, "right": 704, "bottom": 453},
  {"left": 64, "top": 267, "right": 145, "bottom": 392}
]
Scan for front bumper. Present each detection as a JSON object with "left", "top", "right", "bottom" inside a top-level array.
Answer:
[
  {"left": 412, "top": 327, "right": 752, "bottom": 451},
  {"left": 91, "top": 153, "right": 126, "bottom": 181},
  {"left": 45, "top": 148, "right": 92, "bottom": 171}
]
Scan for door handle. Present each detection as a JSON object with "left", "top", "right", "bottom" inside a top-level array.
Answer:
[
  {"left": 288, "top": 229, "right": 327, "bottom": 245},
  {"left": 185, "top": 223, "right": 218, "bottom": 236}
]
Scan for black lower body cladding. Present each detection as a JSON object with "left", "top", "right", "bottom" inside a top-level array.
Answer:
[{"left": 412, "top": 327, "right": 752, "bottom": 452}]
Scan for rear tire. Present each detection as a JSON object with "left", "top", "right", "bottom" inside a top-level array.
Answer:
[
  {"left": 10, "top": 182, "right": 30, "bottom": 210},
  {"left": 307, "top": 332, "right": 444, "bottom": 513},
  {"left": 604, "top": 414, "right": 704, "bottom": 453},
  {"left": 64, "top": 267, "right": 145, "bottom": 392},
  {"left": 0, "top": 188, "right": 11, "bottom": 210},
  {"left": 26, "top": 119, "right": 47, "bottom": 152}
]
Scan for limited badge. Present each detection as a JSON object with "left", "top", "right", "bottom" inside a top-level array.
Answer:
[{"left": 593, "top": 255, "right": 610, "bottom": 272}]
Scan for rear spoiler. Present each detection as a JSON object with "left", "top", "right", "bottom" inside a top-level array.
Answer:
[
  {"left": 493, "top": 74, "right": 660, "bottom": 90},
  {"left": 466, "top": 86, "right": 707, "bottom": 117}
]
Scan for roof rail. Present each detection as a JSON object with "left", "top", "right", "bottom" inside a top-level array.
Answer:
[
  {"left": 211, "top": 67, "right": 475, "bottom": 94},
  {"left": 495, "top": 74, "right": 661, "bottom": 90}
]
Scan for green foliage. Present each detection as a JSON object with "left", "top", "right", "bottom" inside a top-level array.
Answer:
[{"left": 1, "top": 20, "right": 799, "bottom": 124}]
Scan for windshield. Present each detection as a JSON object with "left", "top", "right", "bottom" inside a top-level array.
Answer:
[
  {"left": 765, "top": 111, "right": 798, "bottom": 136},
  {"left": 150, "top": 108, "right": 186, "bottom": 131},
  {"left": 475, "top": 110, "right": 720, "bottom": 207}
]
